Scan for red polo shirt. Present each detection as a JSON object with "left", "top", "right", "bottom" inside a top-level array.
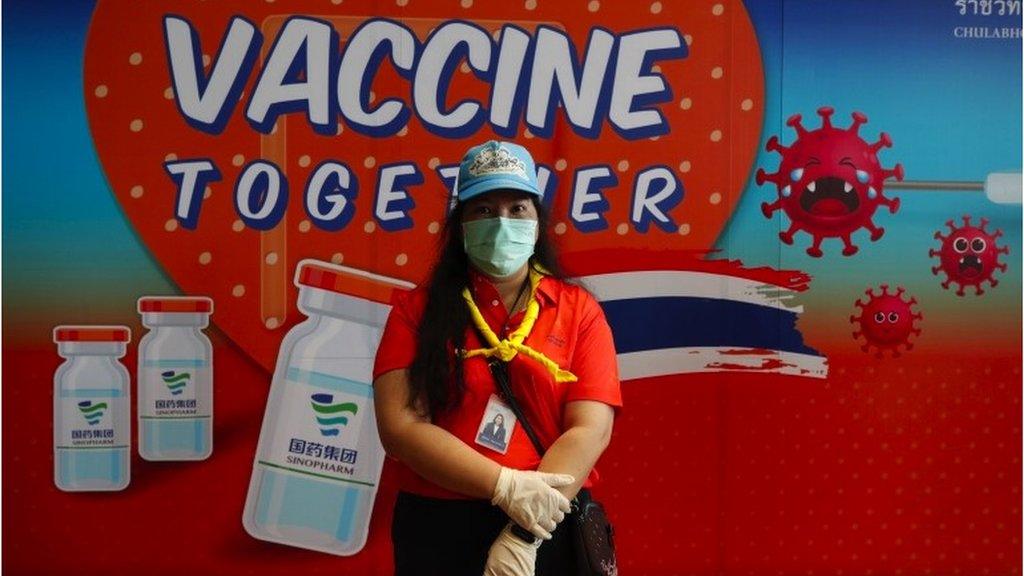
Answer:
[{"left": 373, "top": 268, "right": 623, "bottom": 499}]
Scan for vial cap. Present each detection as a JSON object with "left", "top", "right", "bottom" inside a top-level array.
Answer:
[
  {"left": 53, "top": 326, "right": 131, "bottom": 343},
  {"left": 138, "top": 296, "right": 214, "bottom": 314},
  {"left": 295, "top": 260, "right": 411, "bottom": 304}
]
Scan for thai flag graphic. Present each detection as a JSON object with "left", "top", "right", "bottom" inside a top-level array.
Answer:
[{"left": 571, "top": 251, "right": 828, "bottom": 380}]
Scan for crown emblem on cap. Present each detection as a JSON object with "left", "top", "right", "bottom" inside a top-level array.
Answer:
[{"left": 467, "top": 145, "right": 528, "bottom": 179}]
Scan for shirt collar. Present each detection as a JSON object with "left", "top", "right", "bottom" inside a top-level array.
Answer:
[{"left": 468, "top": 263, "right": 559, "bottom": 308}]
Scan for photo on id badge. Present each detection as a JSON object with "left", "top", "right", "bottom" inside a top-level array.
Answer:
[{"left": 475, "top": 394, "right": 517, "bottom": 454}]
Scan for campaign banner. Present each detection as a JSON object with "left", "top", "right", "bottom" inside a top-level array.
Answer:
[{"left": 2, "top": 0, "right": 1021, "bottom": 574}]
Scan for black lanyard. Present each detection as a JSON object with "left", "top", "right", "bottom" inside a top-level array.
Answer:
[{"left": 498, "top": 273, "right": 532, "bottom": 338}]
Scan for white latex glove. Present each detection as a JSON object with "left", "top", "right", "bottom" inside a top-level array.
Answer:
[
  {"left": 483, "top": 522, "right": 542, "bottom": 576},
  {"left": 491, "top": 467, "right": 574, "bottom": 540}
]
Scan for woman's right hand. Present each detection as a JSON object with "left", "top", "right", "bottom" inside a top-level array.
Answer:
[{"left": 490, "top": 467, "right": 574, "bottom": 539}]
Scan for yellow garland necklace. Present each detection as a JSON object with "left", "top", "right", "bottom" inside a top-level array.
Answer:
[{"left": 460, "top": 265, "right": 578, "bottom": 383}]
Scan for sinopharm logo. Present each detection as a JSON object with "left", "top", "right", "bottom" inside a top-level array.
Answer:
[
  {"left": 77, "top": 401, "right": 107, "bottom": 425},
  {"left": 161, "top": 370, "right": 190, "bottom": 395},
  {"left": 310, "top": 393, "right": 358, "bottom": 437}
]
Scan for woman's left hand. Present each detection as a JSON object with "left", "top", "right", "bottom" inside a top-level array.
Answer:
[{"left": 483, "top": 523, "right": 542, "bottom": 576}]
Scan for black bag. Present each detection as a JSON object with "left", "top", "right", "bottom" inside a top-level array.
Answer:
[{"left": 487, "top": 359, "right": 618, "bottom": 576}]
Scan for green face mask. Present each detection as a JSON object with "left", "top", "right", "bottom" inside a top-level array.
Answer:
[{"left": 462, "top": 217, "right": 538, "bottom": 278}]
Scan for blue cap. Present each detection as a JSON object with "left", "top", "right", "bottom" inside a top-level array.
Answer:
[{"left": 457, "top": 140, "right": 541, "bottom": 202}]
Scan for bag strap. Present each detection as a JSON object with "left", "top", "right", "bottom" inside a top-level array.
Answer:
[
  {"left": 486, "top": 359, "right": 547, "bottom": 457},
  {"left": 466, "top": 279, "right": 548, "bottom": 458},
  {"left": 476, "top": 335, "right": 587, "bottom": 513}
]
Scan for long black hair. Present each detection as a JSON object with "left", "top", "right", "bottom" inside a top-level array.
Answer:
[{"left": 407, "top": 195, "right": 564, "bottom": 418}]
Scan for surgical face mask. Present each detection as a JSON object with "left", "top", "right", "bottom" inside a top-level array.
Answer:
[{"left": 462, "top": 217, "right": 538, "bottom": 278}]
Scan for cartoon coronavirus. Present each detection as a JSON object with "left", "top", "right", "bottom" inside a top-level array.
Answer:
[
  {"left": 756, "top": 107, "right": 905, "bottom": 257},
  {"left": 850, "top": 284, "right": 922, "bottom": 358},
  {"left": 929, "top": 215, "right": 1009, "bottom": 296}
]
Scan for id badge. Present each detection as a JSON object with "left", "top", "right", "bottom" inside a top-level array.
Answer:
[{"left": 474, "top": 393, "right": 517, "bottom": 455}]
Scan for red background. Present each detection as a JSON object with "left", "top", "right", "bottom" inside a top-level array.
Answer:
[{"left": 4, "top": 329, "right": 1020, "bottom": 574}]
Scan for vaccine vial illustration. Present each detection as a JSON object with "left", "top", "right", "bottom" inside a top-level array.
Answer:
[
  {"left": 137, "top": 296, "right": 214, "bottom": 461},
  {"left": 53, "top": 326, "right": 132, "bottom": 492},
  {"left": 243, "top": 259, "right": 413, "bottom": 556}
]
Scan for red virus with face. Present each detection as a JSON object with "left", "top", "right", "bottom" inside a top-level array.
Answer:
[
  {"left": 929, "top": 215, "right": 1009, "bottom": 296},
  {"left": 756, "top": 107, "right": 905, "bottom": 257},
  {"left": 850, "top": 284, "right": 922, "bottom": 358}
]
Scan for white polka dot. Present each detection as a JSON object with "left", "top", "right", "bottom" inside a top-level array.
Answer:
[
  {"left": 712, "top": 3, "right": 724, "bottom": 15},
  {"left": 588, "top": 0, "right": 600, "bottom": 11},
  {"left": 428, "top": 157, "right": 440, "bottom": 169},
  {"left": 265, "top": 317, "right": 280, "bottom": 330},
  {"left": 524, "top": 0, "right": 537, "bottom": 8},
  {"left": 130, "top": 119, "right": 144, "bottom": 132},
  {"left": 130, "top": 185, "right": 144, "bottom": 199},
  {"left": 710, "top": 129, "right": 723, "bottom": 142},
  {"left": 678, "top": 223, "right": 691, "bottom": 235},
  {"left": 709, "top": 192, "right": 722, "bottom": 205},
  {"left": 198, "top": 252, "right": 212, "bottom": 265},
  {"left": 232, "top": 284, "right": 246, "bottom": 297},
  {"left": 299, "top": 155, "right": 311, "bottom": 168},
  {"left": 741, "top": 98, "right": 753, "bottom": 111},
  {"left": 232, "top": 154, "right": 245, "bottom": 167},
  {"left": 461, "top": 0, "right": 473, "bottom": 7},
  {"left": 265, "top": 252, "right": 279, "bottom": 265},
  {"left": 554, "top": 222, "right": 567, "bottom": 235},
  {"left": 679, "top": 160, "right": 691, "bottom": 173},
  {"left": 298, "top": 220, "right": 311, "bottom": 233},
  {"left": 364, "top": 156, "right": 376, "bottom": 168},
  {"left": 650, "top": 2, "right": 662, "bottom": 13},
  {"left": 680, "top": 97, "right": 692, "bottom": 110},
  {"left": 711, "top": 66, "right": 724, "bottom": 79},
  {"left": 491, "top": 299, "right": 500, "bottom": 307},
  {"left": 555, "top": 159, "right": 567, "bottom": 171},
  {"left": 617, "top": 160, "right": 630, "bottom": 172},
  {"left": 364, "top": 221, "right": 376, "bottom": 233},
  {"left": 396, "top": 253, "right": 409, "bottom": 266},
  {"left": 164, "top": 87, "right": 174, "bottom": 100},
  {"left": 232, "top": 219, "right": 245, "bottom": 232},
  {"left": 129, "top": 52, "right": 142, "bottom": 65},
  {"left": 331, "top": 252, "right": 344, "bottom": 264},
  {"left": 428, "top": 221, "right": 440, "bottom": 234},
  {"left": 616, "top": 223, "right": 629, "bottom": 235},
  {"left": 164, "top": 219, "right": 178, "bottom": 232},
  {"left": 94, "top": 85, "right": 108, "bottom": 98}
]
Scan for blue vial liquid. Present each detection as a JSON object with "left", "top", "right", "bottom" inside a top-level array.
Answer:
[
  {"left": 245, "top": 468, "right": 374, "bottom": 552},
  {"left": 55, "top": 390, "right": 130, "bottom": 492},
  {"left": 138, "top": 361, "right": 212, "bottom": 461},
  {"left": 243, "top": 367, "right": 381, "bottom": 555},
  {"left": 56, "top": 447, "right": 129, "bottom": 491},
  {"left": 141, "top": 418, "right": 211, "bottom": 460}
]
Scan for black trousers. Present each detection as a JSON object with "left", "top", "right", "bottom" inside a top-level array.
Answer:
[{"left": 392, "top": 490, "right": 580, "bottom": 576}]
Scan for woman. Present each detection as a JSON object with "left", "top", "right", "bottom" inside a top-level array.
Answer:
[
  {"left": 479, "top": 413, "right": 508, "bottom": 451},
  {"left": 373, "top": 140, "right": 622, "bottom": 576}
]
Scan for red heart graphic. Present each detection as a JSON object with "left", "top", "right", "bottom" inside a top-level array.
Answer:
[{"left": 84, "top": 0, "right": 764, "bottom": 371}]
